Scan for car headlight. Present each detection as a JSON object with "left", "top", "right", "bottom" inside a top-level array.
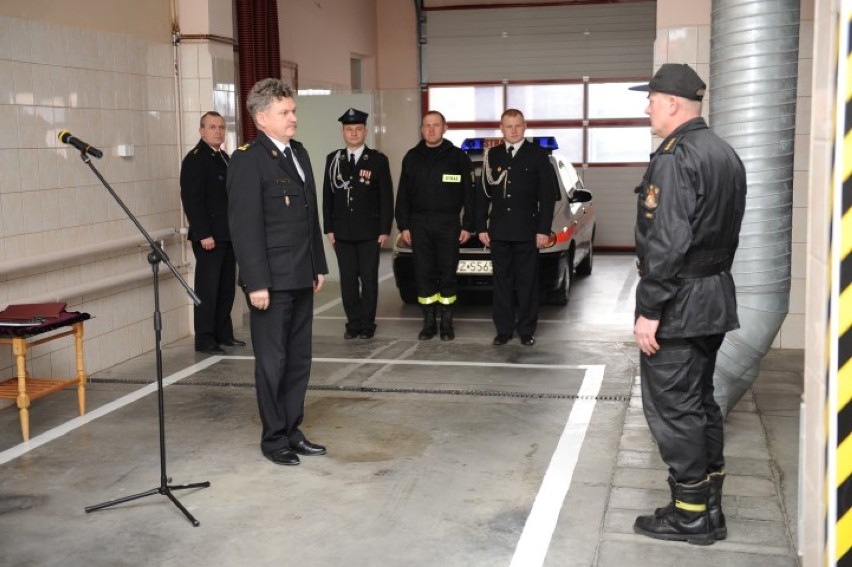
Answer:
[{"left": 542, "top": 232, "right": 557, "bottom": 249}]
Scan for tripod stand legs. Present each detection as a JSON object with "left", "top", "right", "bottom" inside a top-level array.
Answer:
[
  {"left": 77, "top": 156, "right": 211, "bottom": 527},
  {"left": 85, "top": 480, "right": 211, "bottom": 527}
]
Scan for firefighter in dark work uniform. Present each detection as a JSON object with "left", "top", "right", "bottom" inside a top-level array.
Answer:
[
  {"left": 180, "top": 111, "right": 245, "bottom": 354},
  {"left": 322, "top": 108, "right": 394, "bottom": 339},
  {"left": 395, "top": 110, "right": 475, "bottom": 341},
  {"left": 629, "top": 64, "right": 746, "bottom": 545}
]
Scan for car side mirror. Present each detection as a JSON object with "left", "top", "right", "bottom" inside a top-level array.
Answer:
[{"left": 569, "top": 189, "right": 593, "bottom": 203}]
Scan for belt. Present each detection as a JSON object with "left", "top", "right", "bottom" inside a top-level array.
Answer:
[{"left": 636, "top": 254, "right": 732, "bottom": 279}]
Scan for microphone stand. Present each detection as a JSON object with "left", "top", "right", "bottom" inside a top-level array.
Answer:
[{"left": 76, "top": 151, "right": 211, "bottom": 526}]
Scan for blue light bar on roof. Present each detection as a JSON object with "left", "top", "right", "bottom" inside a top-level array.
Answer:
[{"left": 461, "top": 136, "right": 559, "bottom": 152}]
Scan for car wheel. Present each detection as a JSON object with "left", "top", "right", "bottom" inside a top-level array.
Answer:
[
  {"left": 576, "top": 238, "right": 594, "bottom": 276},
  {"left": 547, "top": 250, "right": 573, "bottom": 306},
  {"left": 399, "top": 286, "right": 418, "bottom": 305}
]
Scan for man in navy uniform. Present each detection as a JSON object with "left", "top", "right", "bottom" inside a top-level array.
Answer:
[
  {"left": 180, "top": 111, "right": 245, "bottom": 355},
  {"left": 227, "top": 79, "right": 329, "bottom": 466},
  {"left": 476, "top": 109, "right": 556, "bottom": 346},
  {"left": 630, "top": 64, "right": 746, "bottom": 545},
  {"left": 322, "top": 108, "right": 394, "bottom": 339},
  {"left": 395, "top": 111, "right": 475, "bottom": 341}
]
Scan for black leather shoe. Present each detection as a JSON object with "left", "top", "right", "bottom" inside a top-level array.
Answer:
[
  {"left": 263, "top": 448, "right": 300, "bottom": 466},
  {"left": 220, "top": 338, "right": 246, "bottom": 347},
  {"left": 196, "top": 345, "right": 226, "bottom": 355},
  {"left": 359, "top": 330, "right": 374, "bottom": 339},
  {"left": 520, "top": 335, "right": 536, "bottom": 346},
  {"left": 292, "top": 439, "right": 327, "bottom": 456},
  {"left": 492, "top": 334, "right": 511, "bottom": 346},
  {"left": 344, "top": 330, "right": 359, "bottom": 339}
]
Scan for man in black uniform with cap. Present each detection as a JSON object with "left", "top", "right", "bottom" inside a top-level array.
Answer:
[
  {"left": 476, "top": 109, "right": 556, "bottom": 347},
  {"left": 395, "top": 111, "right": 475, "bottom": 341},
  {"left": 322, "top": 108, "right": 394, "bottom": 339},
  {"left": 629, "top": 64, "right": 746, "bottom": 545},
  {"left": 180, "top": 111, "right": 245, "bottom": 354},
  {"left": 227, "top": 79, "right": 328, "bottom": 466}
]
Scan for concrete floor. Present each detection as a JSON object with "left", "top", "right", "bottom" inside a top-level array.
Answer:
[{"left": 0, "top": 253, "right": 802, "bottom": 567}]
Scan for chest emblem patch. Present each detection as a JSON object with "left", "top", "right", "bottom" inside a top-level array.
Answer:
[
  {"left": 442, "top": 174, "right": 461, "bottom": 183},
  {"left": 644, "top": 184, "right": 660, "bottom": 210}
]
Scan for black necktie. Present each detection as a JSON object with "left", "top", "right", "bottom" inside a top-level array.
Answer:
[
  {"left": 283, "top": 146, "right": 303, "bottom": 184},
  {"left": 349, "top": 152, "right": 355, "bottom": 168},
  {"left": 507, "top": 145, "right": 515, "bottom": 159}
]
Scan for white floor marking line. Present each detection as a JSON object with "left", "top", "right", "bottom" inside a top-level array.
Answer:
[
  {"left": 510, "top": 364, "right": 605, "bottom": 567},
  {"left": 312, "top": 358, "right": 584, "bottom": 370},
  {"left": 313, "top": 272, "right": 394, "bottom": 315},
  {"left": 0, "top": 356, "right": 223, "bottom": 466},
  {"left": 314, "top": 315, "right": 593, "bottom": 324}
]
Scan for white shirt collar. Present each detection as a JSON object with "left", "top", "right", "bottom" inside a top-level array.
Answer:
[
  {"left": 266, "top": 136, "right": 304, "bottom": 179},
  {"left": 506, "top": 139, "right": 525, "bottom": 154},
  {"left": 346, "top": 145, "right": 366, "bottom": 163}
]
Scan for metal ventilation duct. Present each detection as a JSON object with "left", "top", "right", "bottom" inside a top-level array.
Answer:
[{"left": 709, "top": 0, "right": 800, "bottom": 415}]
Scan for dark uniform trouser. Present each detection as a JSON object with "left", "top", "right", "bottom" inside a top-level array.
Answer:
[
  {"left": 248, "top": 288, "right": 313, "bottom": 454},
  {"left": 490, "top": 239, "right": 539, "bottom": 336},
  {"left": 334, "top": 239, "right": 380, "bottom": 333},
  {"left": 191, "top": 240, "right": 236, "bottom": 348},
  {"left": 411, "top": 216, "right": 460, "bottom": 303},
  {"left": 640, "top": 333, "right": 726, "bottom": 483}
]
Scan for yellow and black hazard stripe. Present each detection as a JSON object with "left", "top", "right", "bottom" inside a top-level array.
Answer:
[
  {"left": 837, "top": 6, "right": 852, "bottom": 566},
  {"left": 839, "top": 147, "right": 852, "bottom": 567}
]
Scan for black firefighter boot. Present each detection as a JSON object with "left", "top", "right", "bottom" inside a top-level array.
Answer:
[
  {"left": 707, "top": 471, "right": 727, "bottom": 540},
  {"left": 418, "top": 304, "right": 437, "bottom": 340},
  {"left": 634, "top": 477, "right": 714, "bottom": 545},
  {"left": 655, "top": 472, "right": 727, "bottom": 540},
  {"left": 439, "top": 305, "right": 455, "bottom": 341}
]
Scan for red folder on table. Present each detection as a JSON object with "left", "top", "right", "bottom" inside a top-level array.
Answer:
[{"left": 0, "top": 302, "right": 67, "bottom": 325}]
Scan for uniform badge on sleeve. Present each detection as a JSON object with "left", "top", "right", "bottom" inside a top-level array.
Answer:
[{"left": 644, "top": 184, "right": 660, "bottom": 218}]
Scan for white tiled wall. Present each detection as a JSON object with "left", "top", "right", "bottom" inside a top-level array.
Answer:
[{"left": 0, "top": 15, "right": 190, "bottom": 380}]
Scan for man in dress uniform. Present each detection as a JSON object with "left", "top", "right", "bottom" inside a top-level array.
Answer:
[
  {"left": 180, "top": 111, "right": 245, "bottom": 355},
  {"left": 227, "top": 79, "right": 329, "bottom": 466},
  {"left": 630, "top": 64, "right": 746, "bottom": 545},
  {"left": 322, "top": 108, "right": 394, "bottom": 339},
  {"left": 395, "top": 111, "right": 475, "bottom": 341},
  {"left": 475, "top": 109, "right": 556, "bottom": 346}
]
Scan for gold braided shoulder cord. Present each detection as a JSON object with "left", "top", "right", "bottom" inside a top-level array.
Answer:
[
  {"left": 327, "top": 150, "right": 352, "bottom": 202},
  {"left": 481, "top": 147, "right": 508, "bottom": 199}
]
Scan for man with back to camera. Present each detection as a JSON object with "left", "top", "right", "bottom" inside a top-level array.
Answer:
[
  {"left": 630, "top": 64, "right": 746, "bottom": 545},
  {"left": 227, "top": 79, "right": 329, "bottom": 466},
  {"left": 322, "top": 107, "right": 394, "bottom": 340},
  {"left": 180, "top": 111, "right": 246, "bottom": 355},
  {"left": 475, "top": 109, "right": 556, "bottom": 347},
  {"left": 395, "top": 111, "right": 475, "bottom": 341}
]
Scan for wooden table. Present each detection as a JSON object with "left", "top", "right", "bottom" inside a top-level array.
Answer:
[{"left": 0, "top": 312, "right": 90, "bottom": 441}]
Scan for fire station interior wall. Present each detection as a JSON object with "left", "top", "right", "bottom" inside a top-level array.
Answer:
[
  {"left": 296, "top": 93, "right": 376, "bottom": 282},
  {"left": 421, "top": 2, "right": 656, "bottom": 249},
  {"left": 0, "top": 0, "right": 172, "bottom": 42},
  {"left": 0, "top": 3, "right": 188, "bottom": 379},
  {"left": 279, "top": 0, "right": 379, "bottom": 93}
]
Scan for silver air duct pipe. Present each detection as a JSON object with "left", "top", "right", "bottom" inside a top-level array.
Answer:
[{"left": 709, "top": 0, "right": 800, "bottom": 415}]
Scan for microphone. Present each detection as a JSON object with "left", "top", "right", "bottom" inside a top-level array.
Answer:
[{"left": 58, "top": 130, "right": 103, "bottom": 159}]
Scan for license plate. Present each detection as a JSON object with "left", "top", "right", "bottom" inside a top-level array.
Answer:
[{"left": 457, "top": 260, "right": 492, "bottom": 274}]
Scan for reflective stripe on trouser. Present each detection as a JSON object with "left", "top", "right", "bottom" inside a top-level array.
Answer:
[{"left": 639, "top": 334, "right": 726, "bottom": 483}]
